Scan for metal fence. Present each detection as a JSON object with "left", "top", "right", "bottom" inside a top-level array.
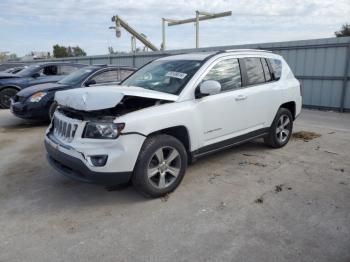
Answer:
[{"left": 27, "top": 36, "right": 350, "bottom": 111}]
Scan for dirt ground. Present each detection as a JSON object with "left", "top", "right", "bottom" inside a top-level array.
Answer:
[{"left": 0, "top": 108, "right": 349, "bottom": 262}]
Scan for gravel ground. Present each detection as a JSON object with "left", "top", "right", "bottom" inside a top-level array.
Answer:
[{"left": 0, "top": 108, "right": 349, "bottom": 262}]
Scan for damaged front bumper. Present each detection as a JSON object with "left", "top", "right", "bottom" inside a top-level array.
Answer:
[
  {"left": 45, "top": 137, "right": 132, "bottom": 185},
  {"left": 45, "top": 117, "right": 145, "bottom": 185}
]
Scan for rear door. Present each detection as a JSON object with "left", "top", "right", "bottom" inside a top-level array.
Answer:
[{"left": 238, "top": 57, "right": 281, "bottom": 129}]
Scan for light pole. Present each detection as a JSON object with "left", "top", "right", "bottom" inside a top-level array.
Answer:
[{"left": 162, "top": 11, "right": 232, "bottom": 50}]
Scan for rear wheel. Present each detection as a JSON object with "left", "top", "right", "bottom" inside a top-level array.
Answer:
[
  {"left": 0, "top": 88, "right": 18, "bottom": 109},
  {"left": 132, "top": 134, "right": 187, "bottom": 198},
  {"left": 265, "top": 108, "right": 293, "bottom": 148}
]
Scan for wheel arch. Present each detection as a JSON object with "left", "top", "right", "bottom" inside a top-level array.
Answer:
[
  {"left": 280, "top": 101, "right": 296, "bottom": 120},
  {"left": 0, "top": 85, "right": 21, "bottom": 92},
  {"left": 147, "top": 125, "right": 191, "bottom": 154}
]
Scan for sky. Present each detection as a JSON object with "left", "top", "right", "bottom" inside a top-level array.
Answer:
[{"left": 0, "top": 0, "right": 349, "bottom": 56}]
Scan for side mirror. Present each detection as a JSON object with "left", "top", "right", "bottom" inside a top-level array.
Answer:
[
  {"left": 32, "top": 73, "right": 40, "bottom": 78},
  {"left": 84, "top": 79, "right": 96, "bottom": 87},
  {"left": 199, "top": 80, "right": 221, "bottom": 97}
]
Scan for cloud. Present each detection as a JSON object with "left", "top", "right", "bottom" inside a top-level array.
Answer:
[{"left": 0, "top": 0, "right": 349, "bottom": 56}]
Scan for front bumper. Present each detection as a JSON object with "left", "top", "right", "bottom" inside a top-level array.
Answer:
[
  {"left": 45, "top": 138, "right": 132, "bottom": 185},
  {"left": 10, "top": 99, "right": 50, "bottom": 119}
]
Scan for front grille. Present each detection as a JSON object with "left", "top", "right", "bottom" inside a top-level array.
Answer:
[{"left": 53, "top": 116, "right": 78, "bottom": 142}]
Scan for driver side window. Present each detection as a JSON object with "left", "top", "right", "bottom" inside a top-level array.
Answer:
[
  {"left": 203, "top": 58, "right": 242, "bottom": 92},
  {"left": 39, "top": 65, "right": 58, "bottom": 76}
]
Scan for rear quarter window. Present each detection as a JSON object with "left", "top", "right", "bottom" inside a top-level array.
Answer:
[{"left": 269, "top": 59, "right": 282, "bottom": 80}]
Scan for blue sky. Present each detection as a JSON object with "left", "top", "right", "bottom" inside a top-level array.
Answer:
[{"left": 0, "top": 0, "right": 349, "bottom": 56}]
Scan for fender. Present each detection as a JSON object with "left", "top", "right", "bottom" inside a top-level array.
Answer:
[{"left": 0, "top": 85, "right": 22, "bottom": 92}]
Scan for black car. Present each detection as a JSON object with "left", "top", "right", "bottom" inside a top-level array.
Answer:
[
  {"left": 3, "top": 66, "right": 26, "bottom": 74},
  {"left": 0, "top": 62, "right": 26, "bottom": 72},
  {"left": 11, "top": 65, "right": 136, "bottom": 120},
  {"left": 0, "top": 62, "right": 84, "bottom": 109}
]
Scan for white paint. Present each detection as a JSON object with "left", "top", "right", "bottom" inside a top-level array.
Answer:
[
  {"left": 46, "top": 50, "right": 302, "bottom": 174},
  {"left": 55, "top": 85, "right": 178, "bottom": 111}
]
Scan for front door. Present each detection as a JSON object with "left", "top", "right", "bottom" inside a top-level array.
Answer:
[{"left": 195, "top": 57, "right": 251, "bottom": 147}]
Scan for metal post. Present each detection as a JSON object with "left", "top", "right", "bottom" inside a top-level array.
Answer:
[
  {"left": 340, "top": 43, "right": 350, "bottom": 112},
  {"left": 195, "top": 11, "right": 199, "bottom": 48},
  {"left": 162, "top": 18, "right": 166, "bottom": 51}
]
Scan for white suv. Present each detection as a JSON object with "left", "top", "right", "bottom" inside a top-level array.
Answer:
[{"left": 45, "top": 50, "right": 302, "bottom": 197}]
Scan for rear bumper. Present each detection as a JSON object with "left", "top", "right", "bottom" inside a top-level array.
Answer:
[{"left": 45, "top": 139, "right": 132, "bottom": 185}]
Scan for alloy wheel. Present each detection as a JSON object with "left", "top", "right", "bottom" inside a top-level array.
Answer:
[
  {"left": 147, "top": 146, "right": 181, "bottom": 189},
  {"left": 276, "top": 114, "right": 291, "bottom": 143}
]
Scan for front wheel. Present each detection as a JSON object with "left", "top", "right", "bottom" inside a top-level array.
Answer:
[
  {"left": 132, "top": 134, "right": 188, "bottom": 198},
  {"left": 265, "top": 108, "right": 293, "bottom": 148},
  {"left": 0, "top": 88, "right": 18, "bottom": 109}
]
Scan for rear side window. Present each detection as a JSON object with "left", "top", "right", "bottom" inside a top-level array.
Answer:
[
  {"left": 261, "top": 58, "right": 272, "bottom": 82},
  {"left": 58, "top": 65, "right": 79, "bottom": 75},
  {"left": 119, "top": 69, "right": 134, "bottom": 81},
  {"left": 91, "top": 70, "right": 119, "bottom": 84},
  {"left": 203, "top": 58, "right": 242, "bottom": 92},
  {"left": 41, "top": 65, "right": 58, "bottom": 76},
  {"left": 243, "top": 58, "right": 265, "bottom": 85},
  {"left": 269, "top": 59, "right": 282, "bottom": 80}
]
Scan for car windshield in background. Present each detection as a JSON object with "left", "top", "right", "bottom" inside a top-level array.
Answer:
[
  {"left": 58, "top": 67, "right": 96, "bottom": 85},
  {"left": 121, "top": 60, "right": 202, "bottom": 95},
  {"left": 16, "top": 64, "right": 40, "bottom": 77}
]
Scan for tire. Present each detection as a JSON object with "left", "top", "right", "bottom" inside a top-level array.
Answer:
[
  {"left": 132, "top": 134, "right": 188, "bottom": 198},
  {"left": 49, "top": 101, "right": 57, "bottom": 120},
  {"left": 0, "top": 88, "right": 18, "bottom": 109},
  {"left": 264, "top": 108, "right": 293, "bottom": 148}
]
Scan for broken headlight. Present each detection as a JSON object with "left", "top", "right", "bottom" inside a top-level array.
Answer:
[{"left": 83, "top": 122, "right": 125, "bottom": 139}]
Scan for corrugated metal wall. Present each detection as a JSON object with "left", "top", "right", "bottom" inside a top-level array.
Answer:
[{"left": 34, "top": 37, "right": 350, "bottom": 111}]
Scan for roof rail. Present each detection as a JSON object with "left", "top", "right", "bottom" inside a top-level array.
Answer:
[{"left": 223, "top": 49, "right": 272, "bottom": 53}]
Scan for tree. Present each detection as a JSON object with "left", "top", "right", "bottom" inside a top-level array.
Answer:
[
  {"left": 335, "top": 24, "right": 350, "bottom": 37},
  {"left": 53, "top": 44, "right": 87, "bottom": 58},
  {"left": 72, "top": 46, "right": 86, "bottom": 57}
]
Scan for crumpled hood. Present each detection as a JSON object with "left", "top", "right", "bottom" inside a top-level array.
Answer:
[{"left": 55, "top": 85, "right": 178, "bottom": 111}]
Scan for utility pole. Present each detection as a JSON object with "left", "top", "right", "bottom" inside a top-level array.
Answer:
[{"left": 163, "top": 11, "right": 232, "bottom": 49}]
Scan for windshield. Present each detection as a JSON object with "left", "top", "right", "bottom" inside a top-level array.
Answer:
[
  {"left": 16, "top": 64, "right": 40, "bottom": 77},
  {"left": 58, "top": 67, "right": 96, "bottom": 85},
  {"left": 121, "top": 60, "right": 203, "bottom": 95}
]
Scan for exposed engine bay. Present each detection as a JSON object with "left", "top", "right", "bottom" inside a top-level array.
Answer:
[{"left": 58, "top": 96, "right": 169, "bottom": 121}]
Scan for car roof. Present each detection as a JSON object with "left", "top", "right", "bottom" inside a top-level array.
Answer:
[
  {"left": 157, "top": 52, "right": 216, "bottom": 61},
  {"left": 87, "top": 64, "right": 136, "bottom": 70},
  {"left": 30, "top": 62, "right": 85, "bottom": 67},
  {"left": 156, "top": 49, "right": 276, "bottom": 62}
]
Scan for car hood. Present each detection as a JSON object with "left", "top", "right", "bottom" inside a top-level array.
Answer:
[
  {"left": 0, "top": 72, "right": 21, "bottom": 79},
  {"left": 55, "top": 85, "right": 178, "bottom": 111},
  {"left": 17, "top": 82, "right": 69, "bottom": 97}
]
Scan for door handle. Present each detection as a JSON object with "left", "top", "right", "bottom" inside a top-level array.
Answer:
[{"left": 235, "top": 94, "right": 247, "bottom": 101}]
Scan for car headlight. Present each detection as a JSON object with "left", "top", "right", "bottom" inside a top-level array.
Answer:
[
  {"left": 83, "top": 122, "right": 125, "bottom": 139},
  {"left": 29, "top": 92, "right": 47, "bottom": 102}
]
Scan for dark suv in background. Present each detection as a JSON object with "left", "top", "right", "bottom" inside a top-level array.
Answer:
[
  {"left": 11, "top": 65, "right": 135, "bottom": 120},
  {"left": 0, "top": 62, "right": 84, "bottom": 108}
]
